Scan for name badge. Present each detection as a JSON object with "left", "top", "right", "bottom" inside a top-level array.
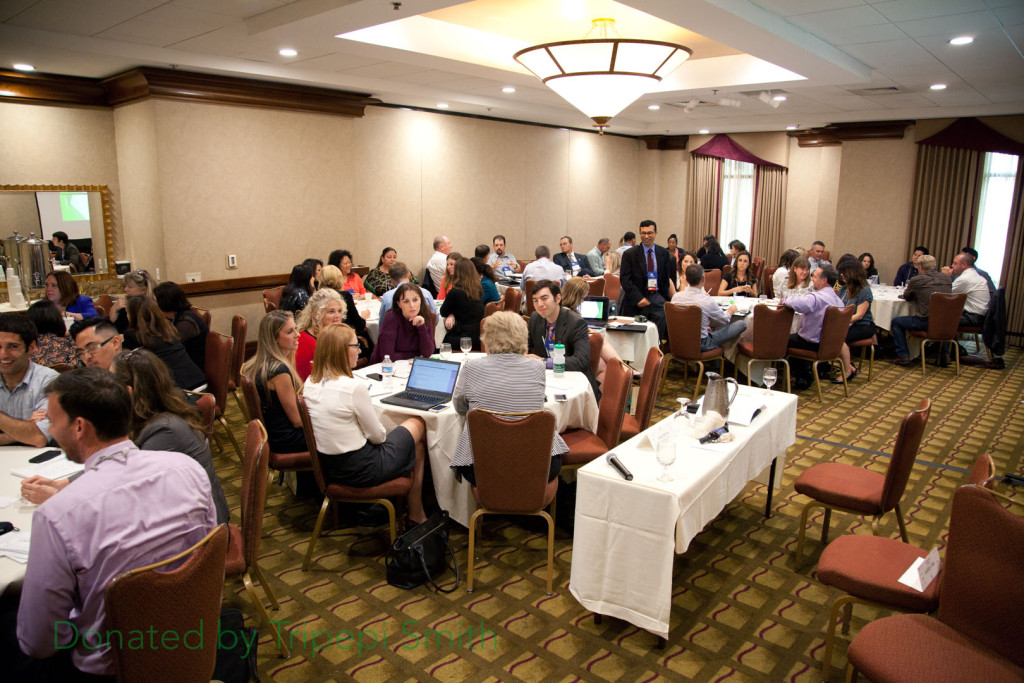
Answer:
[
  {"left": 647, "top": 271, "right": 657, "bottom": 290},
  {"left": 898, "top": 546, "right": 941, "bottom": 592}
]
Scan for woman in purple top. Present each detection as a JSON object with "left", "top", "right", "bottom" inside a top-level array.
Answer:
[
  {"left": 370, "top": 283, "right": 434, "bottom": 363},
  {"left": 44, "top": 271, "right": 97, "bottom": 321}
]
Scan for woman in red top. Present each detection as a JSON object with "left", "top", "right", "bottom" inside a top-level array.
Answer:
[
  {"left": 295, "top": 288, "right": 346, "bottom": 381},
  {"left": 337, "top": 250, "right": 367, "bottom": 297}
]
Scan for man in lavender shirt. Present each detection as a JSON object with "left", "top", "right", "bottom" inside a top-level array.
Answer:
[
  {"left": 670, "top": 264, "right": 747, "bottom": 350},
  {"left": 6, "top": 368, "right": 216, "bottom": 680},
  {"left": 782, "top": 265, "right": 845, "bottom": 390}
]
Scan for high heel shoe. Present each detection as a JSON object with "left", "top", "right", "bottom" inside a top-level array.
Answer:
[{"left": 831, "top": 367, "right": 859, "bottom": 384}]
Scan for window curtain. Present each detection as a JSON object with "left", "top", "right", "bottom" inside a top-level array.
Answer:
[
  {"left": 686, "top": 134, "right": 787, "bottom": 259},
  {"left": 910, "top": 117, "right": 1024, "bottom": 342}
]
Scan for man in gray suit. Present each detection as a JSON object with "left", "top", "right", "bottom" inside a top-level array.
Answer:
[{"left": 526, "top": 279, "right": 600, "bottom": 401}]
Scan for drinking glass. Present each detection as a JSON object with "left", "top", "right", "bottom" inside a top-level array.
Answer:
[
  {"left": 656, "top": 438, "right": 676, "bottom": 482},
  {"left": 460, "top": 337, "right": 472, "bottom": 360},
  {"left": 763, "top": 367, "right": 777, "bottom": 395},
  {"left": 440, "top": 343, "right": 452, "bottom": 360}
]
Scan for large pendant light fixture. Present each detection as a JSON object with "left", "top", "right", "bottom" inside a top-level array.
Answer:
[{"left": 514, "top": 18, "right": 691, "bottom": 133}]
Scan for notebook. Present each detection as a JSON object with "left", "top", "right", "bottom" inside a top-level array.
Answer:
[
  {"left": 380, "top": 357, "right": 462, "bottom": 410},
  {"left": 581, "top": 296, "right": 610, "bottom": 328}
]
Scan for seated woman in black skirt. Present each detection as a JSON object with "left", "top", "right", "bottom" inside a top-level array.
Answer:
[
  {"left": 302, "top": 323, "right": 428, "bottom": 524},
  {"left": 241, "top": 310, "right": 307, "bottom": 455},
  {"left": 440, "top": 257, "right": 485, "bottom": 351},
  {"left": 836, "top": 259, "right": 875, "bottom": 384}
]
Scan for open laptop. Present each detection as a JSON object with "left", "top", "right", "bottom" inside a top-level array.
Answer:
[
  {"left": 380, "top": 357, "right": 462, "bottom": 410},
  {"left": 581, "top": 295, "right": 610, "bottom": 328}
]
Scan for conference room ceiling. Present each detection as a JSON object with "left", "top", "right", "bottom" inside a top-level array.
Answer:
[{"left": 1, "top": 0, "right": 1022, "bottom": 136}]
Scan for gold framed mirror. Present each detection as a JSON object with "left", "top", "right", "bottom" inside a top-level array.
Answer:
[{"left": 0, "top": 184, "right": 115, "bottom": 285}]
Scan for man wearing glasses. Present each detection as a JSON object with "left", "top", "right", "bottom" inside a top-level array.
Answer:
[
  {"left": 619, "top": 220, "right": 676, "bottom": 339},
  {"left": 68, "top": 317, "right": 122, "bottom": 371}
]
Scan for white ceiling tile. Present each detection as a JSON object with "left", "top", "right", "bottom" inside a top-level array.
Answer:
[
  {"left": 7, "top": 0, "right": 163, "bottom": 36},
  {"left": 341, "top": 61, "right": 431, "bottom": 78},
  {"left": 788, "top": 4, "right": 890, "bottom": 30},
  {"left": 170, "top": 24, "right": 268, "bottom": 55},
  {"left": 992, "top": 2, "right": 1024, "bottom": 26},
  {"left": 831, "top": 22, "right": 906, "bottom": 44},
  {"left": 97, "top": 21, "right": 206, "bottom": 47},
  {"left": 751, "top": 0, "right": 865, "bottom": 17},
  {"left": 169, "top": 0, "right": 287, "bottom": 20},
  {"left": 896, "top": 10, "right": 1000, "bottom": 38},
  {"left": 843, "top": 39, "right": 938, "bottom": 68},
  {"left": 0, "top": 0, "right": 38, "bottom": 23},
  {"left": 871, "top": 0, "right": 988, "bottom": 23},
  {"left": 291, "top": 52, "right": 384, "bottom": 71},
  {"left": 387, "top": 69, "right": 462, "bottom": 85}
]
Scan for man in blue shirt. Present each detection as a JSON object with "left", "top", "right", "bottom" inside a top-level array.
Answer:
[
  {"left": 0, "top": 314, "right": 57, "bottom": 446},
  {"left": 379, "top": 261, "right": 437, "bottom": 319}
]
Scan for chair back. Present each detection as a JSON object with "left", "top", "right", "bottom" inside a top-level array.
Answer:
[
  {"left": 595, "top": 360, "right": 631, "bottom": 449},
  {"left": 421, "top": 268, "right": 438, "bottom": 297},
  {"left": 751, "top": 304, "right": 795, "bottom": 359},
  {"left": 968, "top": 453, "right": 996, "bottom": 488},
  {"left": 722, "top": 264, "right": 732, "bottom": 276},
  {"left": 468, "top": 409, "right": 557, "bottom": 512},
  {"left": 502, "top": 286, "right": 522, "bottom": 315},
  {"left": 524, "top": 280, "right": 538, "bottom": 316},
  {"left": 204, "top": 332, "right": 233, "bottom": 413},
  {"left": 263, "top": 285, "right": 284, "bottom": 313},
  {"left": 191, "top": 306, "right": 212, "bottom": 329},
  {"left": 764, "top": 266, "right": 778, "bottom": 298},
  {"left": 484, "top": 300, "right": 503, "bottom": 318},
  {"left": 352, "top": 265, "right": 370, "bottom": 278},
  {"left": 936, "top": 485, "right": 1024, "bottom": 668},
  {"left": 822, "top": 250, "right": 830, "bottom": 262},
  {"left": 95, "top": 293, "right": 113, "bottom": 318},
  {"left": 602, "top": 273, "right": 620, "bottom": 303},
  {"left": 817, "top": 305, "right": 855, "bottom": 360},
  {"left": 239, "top": 375, "right": 264, "bottom": 424},
  {"left": 296, "top": 395, "right": 328, "bottom": 494},
  {"left": 665, "top": 304, "right": 704, "bottom": 359},
  {"left": 587, "top": 278, "right": 605, "bottom": 296},
  {"left": 751, "top": 256, "right": 765, "bottom": 285},
  {"left": 229, "top": 315, "right": 247, "bottom": 389},
  {"left": 105, "top": 525, "right": 228, "bottom": 683},
  {"left": 703, "top": 269, "right": 722, "bottom": 295},
  {"left": 633, "top": 347, "right": 665, "bottom": 433},
  {"left": 239, "top": 421, "right": 270, "bottom": 568},
  {"left": 194, "top": 392, "right": 216, "bottom": 444},
  {"left": 926, "top": 293, "right": 967, "bottom": 340},
  {"left": 879, "top": 398, "right": 931, "bottom": 512},
  {"left": 588, "top": 332, "right": 603, "bottom": 376}
]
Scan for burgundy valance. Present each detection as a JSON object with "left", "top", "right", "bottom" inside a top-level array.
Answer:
[
  {"left": 690, "top": 134, "right": 785, "bottom": 168},
  {"left": 918, "top": 117, "right": 1024, "bottom": 156}
]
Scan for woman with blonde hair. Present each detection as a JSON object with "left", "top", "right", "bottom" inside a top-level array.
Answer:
[
  {"left": 303, "top": 324, "right": 428, "bottom": 524},
  {"left": 450, "top": 311, "right": 567, "bottom": 485},
  {"left": 780, "top": 255, "right": 812, "bottom": 298},
  {"left": 295, "top": 288, "right": 346, "bottom": 381},
  {"left": 241, "top": 310, "right": 306, "bottom": 454},
  {"left": 604, "top": 250, "right": 621, "bottom": 276},
  {"left": 440, "top": 257, "right": 485, "bottom": 350},
  {"left": 321, "top": 263, "right": 374, "bottom": 362},
  {"left": 108, "top": 269, "right": 155, "bottom": 332},
  {"left": 123, "top": 295, "right": 206, "bottom": 390}
]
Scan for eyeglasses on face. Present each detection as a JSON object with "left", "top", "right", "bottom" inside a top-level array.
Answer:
[{"left": 75, "top": 336, "right": 116, "bottom": 358}]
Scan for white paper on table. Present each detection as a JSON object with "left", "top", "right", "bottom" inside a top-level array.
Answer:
[
  {"left": 0, "top": 496, "right": 18, "bottom": 509},
  {"left": 695, "top": 394, "right": 767, "bottom": 426},
  {"left": 545, "top": 375, "right": 575, "bottom": 391},
  {"left": 0, "top": 529, "right": 31, "bottom": 561},
  {"left": 898, "top": 547, "right": 941, "bottom": 592},
  {"left": 364, "top": 381, "right": 393, "bottom": 398},
  {"left": 11, "top": 458, "right": 84, "bottom": 481}
]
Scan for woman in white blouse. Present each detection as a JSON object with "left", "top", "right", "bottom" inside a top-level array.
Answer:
[
  {"left": 773, "top": 249, "right": 799, "bottom": 298},
  {"left": 303, "top": 323, "right": 428, "bottom": 524},
  {"left": 779, "top": 255, "right": 812, "bottom": 299}
]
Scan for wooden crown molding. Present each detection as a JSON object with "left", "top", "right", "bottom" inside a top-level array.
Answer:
[
  {"left": 789, "top": 120, "right": 913, "bottom": 147},
  {"left": 0, "top": 67, "right": 378, "bottom": 117}
]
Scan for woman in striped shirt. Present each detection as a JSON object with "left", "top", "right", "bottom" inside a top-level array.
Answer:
[{"left": 450, "top": 311, "right": 567, "bottom": 485}]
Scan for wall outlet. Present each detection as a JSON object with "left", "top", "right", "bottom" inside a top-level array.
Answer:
[
  {"left": 226, "top": 254, "right": 238, "bottom": 269},
  {"left": 185, "top": 272, "right": 201, "bottom": 282}
]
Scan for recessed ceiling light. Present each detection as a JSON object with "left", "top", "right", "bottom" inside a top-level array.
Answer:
[
  {"left": 502, "top": 86, "right": 515, "bottom": 93},
  {"left": 949, "top": 36, "right": 973, "bottom": 46},
  {"left": 699, "top": 129, "right": 710, "bottom": 134},
  {"left": 278, "top": 48, "right": 298, "bottom": 57},
  {"left": 437, "top": 103, "right": 449, "bottom": 109},
  {"left": 648, "top": 104, "right": 660, "bottom": 111},
  {"left": 12, "top": 63, "right": 34, "bottom": 72},
  {"left": 786, "top": 125, "right": 798, "bottom": 130},
  {"left": 930, "top": 83, "right": 947, "bottom": 90},
  {"left": 773, "top": 94, "right": 787, "bottom": 102}
]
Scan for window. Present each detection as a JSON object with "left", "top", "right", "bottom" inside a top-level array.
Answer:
[
  {"left": 719, "top": 158, "right": 754, "bottom": 249},
  {"left": 974, "top": 151, "right": 1018, "bottom": 286}
]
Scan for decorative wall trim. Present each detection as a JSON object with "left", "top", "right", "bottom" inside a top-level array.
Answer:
[
  {"left": 789, "top": 120, "right": 913, "bottom": 147},
  {"left": 181, "top": 273, "right": 289, "bottom": 297},
  {"left": 0, "top": 69, "right": 107, "bottom": 107}
]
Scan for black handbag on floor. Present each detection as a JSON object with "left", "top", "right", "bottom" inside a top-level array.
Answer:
[{"left": 385, "top": 510, "right": 460, "bottom": 593}]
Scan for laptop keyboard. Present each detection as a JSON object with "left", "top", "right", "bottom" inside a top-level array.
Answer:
[{"left": 395, "top": 391, "right": 436, "bottom": 402}]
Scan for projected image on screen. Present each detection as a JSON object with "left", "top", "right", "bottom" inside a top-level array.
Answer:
[{"left": 60, "top": 193, "right": 90, "bottom": 222}]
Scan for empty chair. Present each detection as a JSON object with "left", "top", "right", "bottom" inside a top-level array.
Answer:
[
  {"left": 587, "top": 278, "right": 605, "bottom": 296},
  {"left": 702, "top": 269, "right": 722, "bottom": 295},
  {"left": 763, "top": 266, "right": 777, "bottom": 298},
  {"left": 466, "top": 409, "right": 558, "bottom": 594},
  {"left": 559, "top": 359, "right": 631, "bottom": 470},
  {"left": 786, "top": 304, "right": 854, "bottom": 402},
  {"left": 263, "top": 285, "right": 284, "bottom": 313},
  {"left": 793, "top": 398, "right": 931, "bottom": 567},
  {"left": 502, "top": 286, "right": 522, "bottom": 316},
  {"left": 619, "top": 347, "right": 665, "bottom": 441},
  {"left": 907, "top": 292, "right": 967, "bottom": 377},
  {"left": 297, "top": 395, "right": 411, "bottom": 571},
  {"left": 227, "top": 314, "right": 248, "bottom": 419},
  {"left": 224, "top": 420, "right": 289, "bottom": 658},
  {"left": 588, "top": 331, "right": 603, "bottom": 377},
  {"left": 104, "top": 525, "right": 228, "bottom": 683},
  {"left": 845, "top": 485, "right": 1024, "bottom": 682},
  {"left": 663, "top": 303, "right": 725, "bottom": 400},
  {"left": 205, "top": 331, "right": 242, "bottom": 460},
  {"left": 602, "top": 273, "right": 620, "bottom": 305},
  {"left": 735, "top": 304, "right": 795, "bottom": 392}
]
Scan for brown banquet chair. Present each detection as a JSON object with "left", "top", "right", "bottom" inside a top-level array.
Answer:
[
  {"left": 602, "top": 273, "right": 620, "bottom": 305},
  {"left": 848, "top": 332, "right": 878, "bottom": 381},
  {"left": 663, "top": 303, "right": 725, "bottom": 400},
  {"left": 262, "top": 285, "right": 284, "bottom": 313},
  {"left": 907, "top": 292, "right": 966, "bottom": 377},
  {"left": 524, "top": 279, "right": 538, "bottom": 316},
  {"left": 94, "top": 293, "right": 113, "bottom": 318},
  {"left": 483, "top": 300, "right": 503, "bottom": 318},
  {"left": 191, "top": 305, "right": 212, "bottom": 329},
  {"left": 502, "top": 286, "right": 522, "bottom": 316},
  {"left": 619, "top": 346, "right": 665, "bottom": 441},
  {"left": 559, "top": 359, "right": 631, "bottom": 471},
  {"left": 466, "top": 409, "right": 558, "bottom": 595},
  {"left": 792, "top": 398, "right": 931, "bottom": 568},
  {"left": 845, "top": 484, "right": 1024, "bottom": 683},
  {"left": 239, "top": 375, "right": 312, "bottom": 487},
  {"left": 702, "top": 269, "right": 722, "bottom": 296},
  {"left": 205, "top": 331, "right": 242, "bottom": 460},
  {"left": 227, "top": 314, "right": 248, "bottom": 419},
  {"left": 588, "top": 331, "right": 603, "bottom": 377},
  {"left": 763, "top": 266, "right": 777, "bottom": 299},
  {"left": 786, "top": 304, "right": 854, "bottom": 402},
  {"left": 586, "top": 278, "right": 605, "bottom": 296},
  {"left": 735, "top": 304, "right": 794, "bottom": 392}
]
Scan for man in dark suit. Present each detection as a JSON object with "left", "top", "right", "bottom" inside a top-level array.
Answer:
[
  {"left": 527, "top": 279, "right": 600, "bottom": 401},
  {"left": 552, "top": 236, "right": 596, "bottom": 278},
  {"left": 619, "top": 219, "right": 676, "bottom": 339}
]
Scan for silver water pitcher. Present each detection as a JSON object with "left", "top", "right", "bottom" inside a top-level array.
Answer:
[{"left": 702, "top": 372, "right": 739, "bottom": 418}]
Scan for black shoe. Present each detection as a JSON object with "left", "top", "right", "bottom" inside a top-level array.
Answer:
[
  {"left": 832, "top": 367, "right": 859, "bottom": 384},
  {"left": 892, "top": 357, "right": 914, "bottom": 367},
  {"left": 792, "top": 376, "right": 811, "bottom": 392},
  {"left": 354, "top": 503, "right": 390, "bottom": 528}
]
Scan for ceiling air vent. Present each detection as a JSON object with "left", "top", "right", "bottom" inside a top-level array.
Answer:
[{"left": 849, "top": 86, "right": 903, "bottom": 95}]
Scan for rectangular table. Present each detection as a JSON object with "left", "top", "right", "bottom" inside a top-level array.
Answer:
[
  {"left": 569, "top": 386, "right": 797, "bottom": 638},
  {"left": 601, "top": 319, "right": 659, "bottom": 371}
]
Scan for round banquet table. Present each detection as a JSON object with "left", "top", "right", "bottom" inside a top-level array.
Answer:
[
  {"left": 869, "top": 284, "right": 913, "bottom": 331},
  {"left": 600, "top": 318, "right": 659, "bottom": 370},
  {"left": 355, "top": 354, "right": 599, "bottom": 528}
]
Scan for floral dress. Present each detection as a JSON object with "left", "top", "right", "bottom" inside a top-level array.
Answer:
[
  {"left": 363, "top": 268, "right": 395, "bottom": 296},
  {"left": 30, "top": 333, "right": 82, "bottom": 368}
]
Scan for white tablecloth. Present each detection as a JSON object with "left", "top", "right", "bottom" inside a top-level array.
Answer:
[
  {"left": 569, "top": 385, "right": 797, "bottom": 638},
  {"left": 358, "top": 357, "right": 599, "bottom": 528},
  {"left": 869, "top": 285, "right": 912, "bottom": 332},
  {"left": 601, "top": 319, "right": 659, "bottom": 370}
]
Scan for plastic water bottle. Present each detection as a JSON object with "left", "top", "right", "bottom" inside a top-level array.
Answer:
[
  {"left": 553, "top": 343, "right": 566, "bottom": 374},
  {"left": 382, "top": 355, "right": 394, "bottom": 390}
]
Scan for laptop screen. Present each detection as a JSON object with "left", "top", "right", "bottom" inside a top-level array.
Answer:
[
  {"left": 580, "top": 296, "right": 609, "bottom": 323},
  {"left": 405, "top": 357, "right": 461, "bottom": 395}
]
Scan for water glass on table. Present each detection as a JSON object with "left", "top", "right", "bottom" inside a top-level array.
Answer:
[
  {"left": 460, "top": 337, "right": 472, "bottom": 360},
  {"left": 763, "top": 367, "right": 777, "bottom": 395},
  {"left": 440, "top": 343, "right": 452, "bottom": 360},
  {"left": 656, "top": 438, "right": 676, "bottom": 482}
]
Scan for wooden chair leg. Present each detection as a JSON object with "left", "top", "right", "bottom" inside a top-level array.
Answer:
[
  {"left": 822, "top": 594, "right": 859, "bottom": 680},
  {"left": 846, "top": 661, "right": 859, "bottom": 683},
  {"left": 811, "top": 361, "right": 824, "bottom": 402},
  {"left": 821, "top": 507, "right": 832, "bottom": 544},
  {"left": 692, "top": 361, "right": 706, "bottom": 400},
  {"left": 543, "top": 510, "right": 555, "bottom": 595},
  {"left": 242, "top": 570, "right": 291, "bottom": 658},
  {"left": 782, "top": 359, "right": 791, "bottom": 393},
  {"left": 919, "top": 340, "right": 929, "bottom": 377},
  {"left": 231, "top": 389, "right": 249, "bottom": 421},
  {"left": 466, "top": 508, "right": 484, "bottom": 592},
  {"left": 894, "top": 503, "right": 909, "bottom": 542},
  {"left": 795, "top": 499, "right": 825, "bottom": 568},
  {"left": 302, "top": 497, "right": 331, "bottom": 571},
  {"left": 251, "top": 562, "right": 280, "bottom": 610},
  {"left": 217, "top": 415, "right": 244, "bottom": 461}
]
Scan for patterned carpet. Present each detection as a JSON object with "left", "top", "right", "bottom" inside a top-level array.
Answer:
[{"left": 212, "top": 346, "right": 1023, "bottom": 682}]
